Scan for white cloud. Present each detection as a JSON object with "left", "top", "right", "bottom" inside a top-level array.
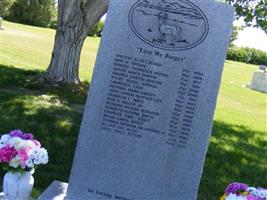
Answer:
[{"left": 234, "top": 27, "right": 267, "bottom": 52}]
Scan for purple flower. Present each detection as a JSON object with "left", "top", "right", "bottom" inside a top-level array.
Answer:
[
  {"left": 9, "top": 129, "right": 24, "bottom": 138},
  {"left": 21, "top": 133, "right": 34, "bottom": 140},
  {"left": 225, "top": 182, "right": 248, "bottom": 195},
  {"left": 9, "top": 130, "right": 34, "bottom": 140}
]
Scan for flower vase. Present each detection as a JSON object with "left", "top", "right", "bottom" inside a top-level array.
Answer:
[{"left": 3, "top": 170, "right": 34, "bottom": 200}]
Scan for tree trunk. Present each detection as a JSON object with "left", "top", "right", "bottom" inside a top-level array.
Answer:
[{"left": 42, "top": 0, "right": 108, "bottom": 85}]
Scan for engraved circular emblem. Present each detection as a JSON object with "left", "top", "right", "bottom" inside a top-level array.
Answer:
[{"left": 129, "top": 0, "right": 209, "bottom": 51}]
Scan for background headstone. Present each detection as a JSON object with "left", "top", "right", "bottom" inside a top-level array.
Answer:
[
  {"left": 259, "top": 65, "right": 266, "bottom": 72},
  {"left": 0, "top": 17, "right": 3, "bottom": 30},
  {"left": 249, "top": 67, "right": 267, "bottom": 93}
]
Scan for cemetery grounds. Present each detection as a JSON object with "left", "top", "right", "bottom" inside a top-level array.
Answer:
[{"left": 0, "top": 21, "right": 266, "bottom": 200}]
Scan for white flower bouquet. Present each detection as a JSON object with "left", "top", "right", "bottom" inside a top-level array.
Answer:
[{"left": 0, "top": 129, "right": 48, "bottom": 173}]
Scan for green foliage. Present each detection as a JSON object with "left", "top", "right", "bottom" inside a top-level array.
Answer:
[
  {"left": 227, "top": 47, "right": 267, "bottom": 65},
  {"left": 0, "top": 0, "right": 16, "bottom": 17},
  {"left": 7, "top": 0, "right": 56, "bottom": 28},
  {"left": 88, "top": 21, "right": 105, "bottom": 37},
  {"left": 49, "top": 20, "right": 57, "bottom": 29},
  {"left": 2, "top": 165, "right": 30, "bottom": 175},
  {"left": 226, "top": 0, "right": 267, "bottom": 33}
]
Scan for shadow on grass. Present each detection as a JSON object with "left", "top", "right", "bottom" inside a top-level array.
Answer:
[
  {"left": 0, "top": 64, "right": 89, "bottom": 105},
  {"left": 0, "top": 65, "right": 266, "bottom": 199},
  {"left": 0, "top": 92, "right": 83, "bottom": 198},
  {"left": 0, "top": 64, "right": 88, "bottom": 197},
  {"left": 198, "top": 121, "right": 267, "bottom": 200}
]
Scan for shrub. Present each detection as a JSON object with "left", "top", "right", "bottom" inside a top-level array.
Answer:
[
  {"left": 88, "top": 21, "right": 105, "bottom": 37},
  {"left": 227, "top": 47, "right": 267, "bottom": 65},
  {"left": 0, "top": 0, "right": 16, "bottom": 18},
  {"left": 7, "top": 0, "right": 56, "bottom": 28},
  {"left": 50, "top": 20, "right": 57, "bottom": 30}
]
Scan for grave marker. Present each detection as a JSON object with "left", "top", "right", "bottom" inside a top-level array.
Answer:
[{"left": 39, "top": 0, "right": 234, "bottom": 199}]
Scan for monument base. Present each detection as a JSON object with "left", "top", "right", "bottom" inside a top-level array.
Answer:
[
  {"left": 249, "top": 71, "right": 267, "bottom": 93},
  {"left": 0, "top": 192, "right": 36, "bottom": 200},
  {"left": 38, "top": 181, "right": 68, "bottom": 200}
]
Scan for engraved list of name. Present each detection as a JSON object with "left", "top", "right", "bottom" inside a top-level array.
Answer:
[{"left": 100, "top": 50, "right": 203, "bottom": 149}]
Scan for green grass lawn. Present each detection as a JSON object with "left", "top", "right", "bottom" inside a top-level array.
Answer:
[
  {"left": 1, "top": 21, "right": 100, "bottom": 81},
  {"left": 0, "top": 21, "right": 266, "bottom": 199}
]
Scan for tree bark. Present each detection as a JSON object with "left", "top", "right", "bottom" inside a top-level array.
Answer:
[{"left": 42, "top": 0, "right": 108, "bottom": 85}]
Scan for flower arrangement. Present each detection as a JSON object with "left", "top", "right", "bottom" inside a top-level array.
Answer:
[
  {"left": 221, "top": 183, "right": 267, "bottom": 200},
  {"left": 0, "top": 129, "right": 48, "bottom": 173}
]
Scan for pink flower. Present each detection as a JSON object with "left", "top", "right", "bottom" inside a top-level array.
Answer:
[
  {"left": 0, "top": 145, "right": 17, "bottom": 163},
  {"left": 247, "top": 194, "right": 263, "bottom": 200},
  {"left": 32, "top": 140, "right": 41, "bottom": 148},
  {"left": 18, "top": 147, "right": 31, "bottom": 168}
]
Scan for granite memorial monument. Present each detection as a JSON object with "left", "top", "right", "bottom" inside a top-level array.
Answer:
[{"left": 39, "top": 0, "right": 234, "bottom": 199}]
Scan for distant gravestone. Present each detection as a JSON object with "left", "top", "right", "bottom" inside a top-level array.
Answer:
[
  {"left": 249, "top": 65, "right": 267, "bottom": 93},
  {"left": 259, "top": 65, "right": 266, "bottom": 72},
  {"left": 0, "top": 17, "right": 3, "bottom": 30},
  {"left": 39, "top": 0, "right": 234, "bottom": 200}
]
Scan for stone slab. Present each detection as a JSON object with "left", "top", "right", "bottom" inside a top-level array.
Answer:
[
  {"left": 63, "top": 0, "right": 234, "bottom": 200},
  {"left": 250, "top": 71, "right": 267, "bottom": 93},
  {"left": 38, "top": 181, "right": 68, "bottom": 200},
  {"left": 0, "top": 192, "right": 35, "bottom": 200},
  {"left": 0, "top": 17, "right": 3, "bottom": 30}
]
